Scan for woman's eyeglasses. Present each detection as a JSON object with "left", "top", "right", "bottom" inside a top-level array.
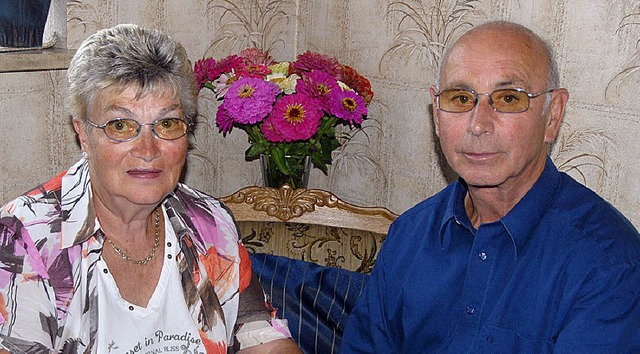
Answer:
[
  {"left": 87, "top": 118, "right": 191, "bottom": 142},
  {"left": 435, "top": 88, "right": 555, "bottom": 113}
]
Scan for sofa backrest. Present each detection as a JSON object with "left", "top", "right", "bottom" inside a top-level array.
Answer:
[{"left": 220, "top": 185, "right": 398, "bottom": 353}]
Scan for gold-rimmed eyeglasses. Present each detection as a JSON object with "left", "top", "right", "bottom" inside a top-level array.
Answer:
[
  {"left": 435, "top": 88, "right": 555, "bottom": 113},
  {"left": 87, "top": 118, "right": 191, "bottom": 142}
]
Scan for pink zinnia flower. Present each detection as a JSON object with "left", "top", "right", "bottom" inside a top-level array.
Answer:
[
  {"left": 290, "top": 50, "right": 342, "bottom": 79},
  {"left": 341, "top": 64, "right": 374, "bottom": 105},
  {"left": 296, "top": 70, "right": 340, "bottom": 111},
  {"left": 263, "top": 93, "right": 323, "bottom": 142},
  {"left": 241, "top": 47, "right": 275, "bottom": 66},
  {"left": 329, "top": 88, "right": 367, "bottom": 124},
  {"left": 213, "top": 54, "right": 244, "bottom": 76},
  {"left": 261, "top": 119, "right": 285, "bottom": 142},
  {"left": 236, "top": 64, "right": 272, "bottom": 79},
  {"left": 213, "top": 72, "right": 239, "bottom": 98},
  {"left": 215, "top": 104, "right": 234, "bottom": 135},
  {"left": 194, "top": 57, "right": 216, "bottom": 89},
  {"left": 224, "top": 77, "right": 280, "bottom": 125}
]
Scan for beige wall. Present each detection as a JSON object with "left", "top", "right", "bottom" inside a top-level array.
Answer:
[{"left": 1, "top": 0, "right": 639, "bottom": 229}]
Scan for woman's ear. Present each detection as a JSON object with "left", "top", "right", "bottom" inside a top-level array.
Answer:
[{"left": 72, "top": 119, "right": 90, "bottom": 154}]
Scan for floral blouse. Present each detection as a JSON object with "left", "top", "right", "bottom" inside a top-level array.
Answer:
[{"left": 0, "top": 158, "right": 291, "bottom": 353}]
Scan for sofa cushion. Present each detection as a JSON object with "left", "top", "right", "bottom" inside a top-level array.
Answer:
[{"left": 250, "top": 252, "right": 369, "bottom": 354}]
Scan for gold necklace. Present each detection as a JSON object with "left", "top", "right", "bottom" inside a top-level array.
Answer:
[{"left": 105, "top": 208, "right": 161, "bottom": 265}]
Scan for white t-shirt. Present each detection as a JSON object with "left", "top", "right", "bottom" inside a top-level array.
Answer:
[{"left": 96, "top": 211, "right": 204, "bottom": 354}]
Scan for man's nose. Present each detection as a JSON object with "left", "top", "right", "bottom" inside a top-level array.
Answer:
[{"left": 467, "top": 94, "right": 495, "bottom": 136}]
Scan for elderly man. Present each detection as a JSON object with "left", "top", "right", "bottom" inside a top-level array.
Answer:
[{"left": 340, "top": 21, "right": 640, "bottom": 353}]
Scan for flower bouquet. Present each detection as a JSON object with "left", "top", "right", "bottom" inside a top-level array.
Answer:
[{"left": 194, "top": 48, "right": 373, "bottom": 188}]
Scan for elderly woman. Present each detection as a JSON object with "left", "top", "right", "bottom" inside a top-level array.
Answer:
[{"left": 0, "top": 24, "right": 300, "bottom": 353}]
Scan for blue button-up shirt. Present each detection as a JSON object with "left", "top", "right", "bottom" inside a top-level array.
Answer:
[{"left": 341, "top": 158, "right": 640, "bottom": 353}]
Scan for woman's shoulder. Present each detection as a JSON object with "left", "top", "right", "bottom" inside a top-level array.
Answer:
[
  {"left": 167, "top": 183, "right": 238, "bottom": 242},
  {"left": 1, "top": 182, "right": 63, "bottom": 232},
  {"left": 170, "top": 183, "right": 225, "bottom": 214}
]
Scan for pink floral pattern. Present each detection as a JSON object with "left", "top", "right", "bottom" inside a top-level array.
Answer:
[{"left": 0, "top": 158, "right": 291, "bottom": 352}]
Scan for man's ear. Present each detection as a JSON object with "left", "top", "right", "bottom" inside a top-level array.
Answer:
[
  {"left": 544, "top": 88, "right": 569, "bottom": 144},
  {"left": 430, "top": 85, "right": 441, "bottom": 137}
]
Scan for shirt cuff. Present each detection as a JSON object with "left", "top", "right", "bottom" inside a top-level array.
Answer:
[{"left": 235, "top": 319, "right": 292, "bottom": 350}]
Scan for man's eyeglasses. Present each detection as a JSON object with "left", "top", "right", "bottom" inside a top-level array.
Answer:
[
  {"left": 87, "top": 118, "right": 191, "bottom": 142},
  {"left": 435, "top": 88, "right": 555, "bottom": 113}
]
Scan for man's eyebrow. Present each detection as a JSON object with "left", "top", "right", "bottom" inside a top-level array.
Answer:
[
  {"left": 495, "top": 79, "right": 529, "bottom": 88},
  {"left": 441, "top": 82, "right": 474, "bottom": 90}
]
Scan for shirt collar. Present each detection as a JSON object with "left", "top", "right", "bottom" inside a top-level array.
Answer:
[
  {"left": 438, "top": 156, "right": 562, "bottom": 256},
  {"left": 438, "top": 180, "right": 471, "bottom": 248},
  {"left": 60, "top": 157, "right": 99, "bottom": 248},
  {"left": 500, "top": 156, "right": 562, "bottom": 254},
  {"left": 59, "top": 158, "right": 200, "bottom": 253}
]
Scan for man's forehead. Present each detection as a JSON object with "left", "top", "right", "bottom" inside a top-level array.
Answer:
[{"left": 440, "top": 32, "right": 547, "bottom": 88}]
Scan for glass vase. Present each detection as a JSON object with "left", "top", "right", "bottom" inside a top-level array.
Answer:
[{"left": 260, "top": 154, "right": 311, "bottom": 189}]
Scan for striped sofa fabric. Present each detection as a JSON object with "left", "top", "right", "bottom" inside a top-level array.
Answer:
[{"left": 220, "top": 185, "right": 397, "bottom": 354}]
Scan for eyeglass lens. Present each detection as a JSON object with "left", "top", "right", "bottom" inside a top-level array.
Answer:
[
  {"left": 438, "top": 89, "right": 533, "bottom": 113},
  {"left": 101, "top": 118, "right": 188, "bottom": 141}
]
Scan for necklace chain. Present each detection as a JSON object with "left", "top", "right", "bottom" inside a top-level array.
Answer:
[{"left": 105, "top": 208, "right": 161, "bottom": 265}]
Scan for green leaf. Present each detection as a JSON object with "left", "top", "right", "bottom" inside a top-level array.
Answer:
[
  {"left": 245, "top": 143, "right": 266, "bottom": 159},
  {"left": 271, "top": 146, "right": 291, "bottom": 175}
]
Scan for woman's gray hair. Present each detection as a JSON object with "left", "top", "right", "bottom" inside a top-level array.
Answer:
[{"left": 67, "top": 24, "right": 197, "bottom": 125}]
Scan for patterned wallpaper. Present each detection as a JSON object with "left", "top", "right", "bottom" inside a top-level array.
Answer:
[{"left": 0, "top": 0, "right": 638, "bottom": 229}]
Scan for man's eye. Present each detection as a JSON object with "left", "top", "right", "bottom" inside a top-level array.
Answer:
[
  {"left": 494, "top": 91, "right": 525, "bottom": 105},
  {"left": 501, "top": 94, "right": 518, "bottom": 103},
  {"left": 450, "top": 93, "right": 474, "bottom": 105}
]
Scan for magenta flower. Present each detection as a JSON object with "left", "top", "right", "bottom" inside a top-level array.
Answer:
[
  {"left": 241, "top": 47, "right": 275, "bottom": 66},
  {"left": 329, "top": 88, "right": 368, "bottom": 124},
  {"left": 296, "top": 70, "right": 340, "bottom": 111},
  {"left": 236, "top": 64, "right": 272, "bottom": 79},
  {"left": 261, "top": 119, "right": 285, "bottom": 142},
  {"left": 215, "top": 104, "right": 234, "bottom": 135},
  {"left": 213, "top": 54, "right": 244, "bottom": 76},
  {"left": 263, "top": 93, "right": 323, "bottom": 142},
  {"left": 223, "top": 77, "right": 280, "bottom": 125},
  {"left": 194, "top": 57, "right": 216, "bottom": 89},
  {"left": 290, "top": 51, "right": 342, "bottom": 79},
  {"left": 194, "top": 48, "right": 374, "bottom": 177}
]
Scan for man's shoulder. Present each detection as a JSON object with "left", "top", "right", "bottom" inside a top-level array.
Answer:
[
  {"left": 395, "top": 182, "right": 457, "bottom": 224},
  {"left": 381, "top": 183, "right": 458, "bottom": 251},
  {"left": 555, "top": 173, "right": 638, "bottom": 235},
  {"left": 546, "top": 173, "right": 640, "bottom": 262}
]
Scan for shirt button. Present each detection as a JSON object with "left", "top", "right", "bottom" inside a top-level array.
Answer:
[
  {"left": 478, "top": 252, "right": 487, "bottom": 261},
  {"left": 486, "top": 335, "right": 494, "bottom": 343},
  {"left": 103, "top": 269, "right": 108, "bottom": 274},
  {"left": 128, "top": 306, "right": 134, "bottom": 311},
  {"left": 167, "top": 242, "right": 172, "bottom": 247},
  {"left": 466, "top": 306, "right": 475, "bottom": 314},
  {"left": 167, "top": 254, "right": 172, "bottom": 259}
]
